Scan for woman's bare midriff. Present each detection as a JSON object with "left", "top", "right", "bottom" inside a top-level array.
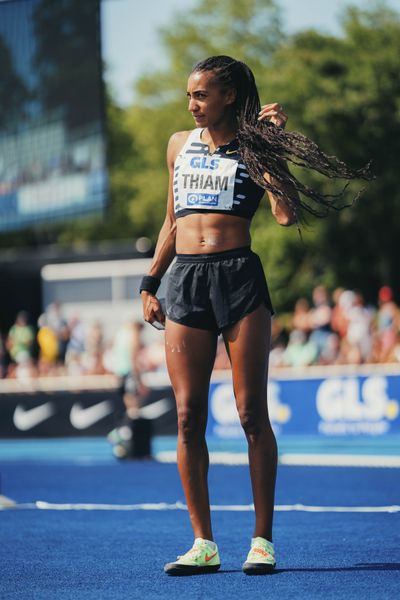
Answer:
[{"left": 175, "top": 212, "right": 251, "bottom": 254}]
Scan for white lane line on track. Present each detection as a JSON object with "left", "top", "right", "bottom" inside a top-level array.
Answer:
[
  {"left": 2, "top": 501, "right": 399, "bottom": 513},
  {"left": 279, "top": 454, "right": 400, "bottom": 468},
  {"left": 156, "top": 451, "right": 400, "bottom": 468}
]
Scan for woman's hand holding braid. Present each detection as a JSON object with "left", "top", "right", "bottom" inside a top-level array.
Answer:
[{"left": 258, "top": 102, "right": 288, "bottom": 129}]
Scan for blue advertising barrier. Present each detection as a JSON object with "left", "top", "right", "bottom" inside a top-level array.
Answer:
[{"left": 207, "top": 368, "right": 400, "bottom": 438}]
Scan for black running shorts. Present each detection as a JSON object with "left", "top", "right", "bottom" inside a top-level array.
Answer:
[{"left": 166, "top": 246, "right": 273, "bottom": 332}]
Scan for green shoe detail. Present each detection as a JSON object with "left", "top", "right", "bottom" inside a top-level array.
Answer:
[
  {"left": 164, "top": 538, "right": 220, "bottom": 575},
  {"left": 242, "top": 537, "right": 276, "bottom": 575}
]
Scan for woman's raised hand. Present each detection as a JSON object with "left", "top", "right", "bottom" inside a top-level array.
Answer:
[{"left": 258, "top": 103, "right": 288, "bottom": 129}]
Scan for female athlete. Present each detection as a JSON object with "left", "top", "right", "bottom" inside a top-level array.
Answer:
[{"left": 140, "top": 55, "right": 371, "bottom": 576}]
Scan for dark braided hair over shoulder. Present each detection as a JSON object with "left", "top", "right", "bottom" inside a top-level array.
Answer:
[{"left": 192, "top": 55, "right": 374, "bottom": 220}]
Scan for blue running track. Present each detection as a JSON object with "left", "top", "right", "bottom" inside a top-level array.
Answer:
[{"left": 1, "top": 436, "right": 399, "bottom": 600}]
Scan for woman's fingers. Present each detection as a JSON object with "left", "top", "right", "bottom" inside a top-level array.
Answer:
[
  {"left": 142, "top": 294, "right": 165, "bottom": 325},
  {"left": 258, "top": 102, "right": 288, "bottom": 128},
  {"left": 259, "top": 102, "right": 284, "bottom": 113},
  {"left": 150, "top": 297, "right": 165, "bottom": 325},
  {"left": 154, "top": 305, "right": 166, "bottom": 325}
]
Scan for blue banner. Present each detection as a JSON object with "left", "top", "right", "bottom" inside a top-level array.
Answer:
[
  {"left": 0, "top": 0, "right": 107, "bottom": 231},
  {"left": 207, "top": 373, "right": 400, "bottom": 437}
]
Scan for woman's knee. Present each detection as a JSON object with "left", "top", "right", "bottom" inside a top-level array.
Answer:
[
  {"left": 176, "top": 395, "right": 207, "bottom": 442},
  {"left": 238, "top": 409, "right": 263, "bottom": 438},
  {"left": 237, "top": 396, "right": 269, "bottom": 439}
]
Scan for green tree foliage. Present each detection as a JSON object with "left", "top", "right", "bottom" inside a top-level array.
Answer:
[
  {"left": 124, "top": 0, "right": 399, "bottom": 309},
  {"left": 261, "top": 3, "right": 400, "bottom": 305}
]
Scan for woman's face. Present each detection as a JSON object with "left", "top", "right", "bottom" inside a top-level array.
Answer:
[{"left": 186, "top": 70, "right": 235, "bottom": 128}]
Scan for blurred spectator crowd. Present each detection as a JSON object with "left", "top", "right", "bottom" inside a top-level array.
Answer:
[
  {"left": 268, "top": 285, "right": 400, "bottom": 368},
  {"left": 0, "top": 302, "right": 165, "bottom": 381},
  {"left": 0, "top": 285, "right": 399, "bottom": 380}
]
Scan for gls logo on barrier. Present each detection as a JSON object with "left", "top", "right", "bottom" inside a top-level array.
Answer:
[
  {"left": 190, "top": 156, "right": 220, "bottom": 170},
  {"left": 316, "top": 376, "right": 399, "bottom": 435}
]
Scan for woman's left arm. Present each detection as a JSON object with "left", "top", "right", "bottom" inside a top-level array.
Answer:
[{"left": 259, "top": 102, "right": 299, "bottom": 227}]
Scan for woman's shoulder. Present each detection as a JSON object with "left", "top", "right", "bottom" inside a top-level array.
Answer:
[
  {"left": 168, "top": 129, "right": 195, "bottom": 147},
  {"left": 167, "top": 129, "right": 197, "bottom": 163}
]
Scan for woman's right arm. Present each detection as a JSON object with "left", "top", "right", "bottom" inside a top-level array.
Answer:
[{"left": 141, "top": 132, "right": 188, "bottom": 326}]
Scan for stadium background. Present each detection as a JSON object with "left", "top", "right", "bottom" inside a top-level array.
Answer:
[
  {"left": 1, "top": 2, "right": 399, "bottom": 598},
  {"left": 0, "top": 0, "right": 398, "bottom": 436}
]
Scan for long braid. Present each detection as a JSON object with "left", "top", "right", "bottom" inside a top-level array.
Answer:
[{"left": 192, "top": 56, "right": 373, "bottom": 219}]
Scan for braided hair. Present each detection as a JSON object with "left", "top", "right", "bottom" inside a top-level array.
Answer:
[{"left": 192, "top": 55, "right": 373, "bottom": 220}]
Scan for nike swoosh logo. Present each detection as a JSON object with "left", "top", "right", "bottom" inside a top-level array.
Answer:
[
  {"left": 13, "top": 403, "right": 55, "bottom": 431},
  {"left": 139, "top": 398, "right": 171, "bottom": 420},
  {"left": 225, "top": 149, "right": 238, "bottom": 155},
  {"left": 205, "top": 551, "right": 218, "bottom": 562},
  {"left": 70, "top": 401, "right": 113, "bottom": 429}
]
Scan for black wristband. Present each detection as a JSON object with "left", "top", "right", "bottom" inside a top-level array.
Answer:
[{"left": 140, "top": 275, "right": 161, "bottom": 295}]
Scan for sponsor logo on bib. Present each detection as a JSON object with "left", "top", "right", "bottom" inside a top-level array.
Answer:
[
  {"left": 190, "top": 156, "right": 220, "bottom": 170},
  {"left": 187, "top": 193, "right": 219, "bottom": 206}
]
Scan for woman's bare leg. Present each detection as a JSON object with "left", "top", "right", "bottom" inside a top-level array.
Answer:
[
  {"left": 165, "top": 319, "right": 217, "bottom": 540},
  {"left": 223, "top": 305, "right": 277, "bottom": 541}
]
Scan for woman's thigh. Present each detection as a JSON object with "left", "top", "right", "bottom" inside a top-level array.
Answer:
[
  {"left": 165, "top": 319, "right": 218, "bottom": 419},
  {"left": 222, "top": 305, "right": 271, "bottom": 414}
]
